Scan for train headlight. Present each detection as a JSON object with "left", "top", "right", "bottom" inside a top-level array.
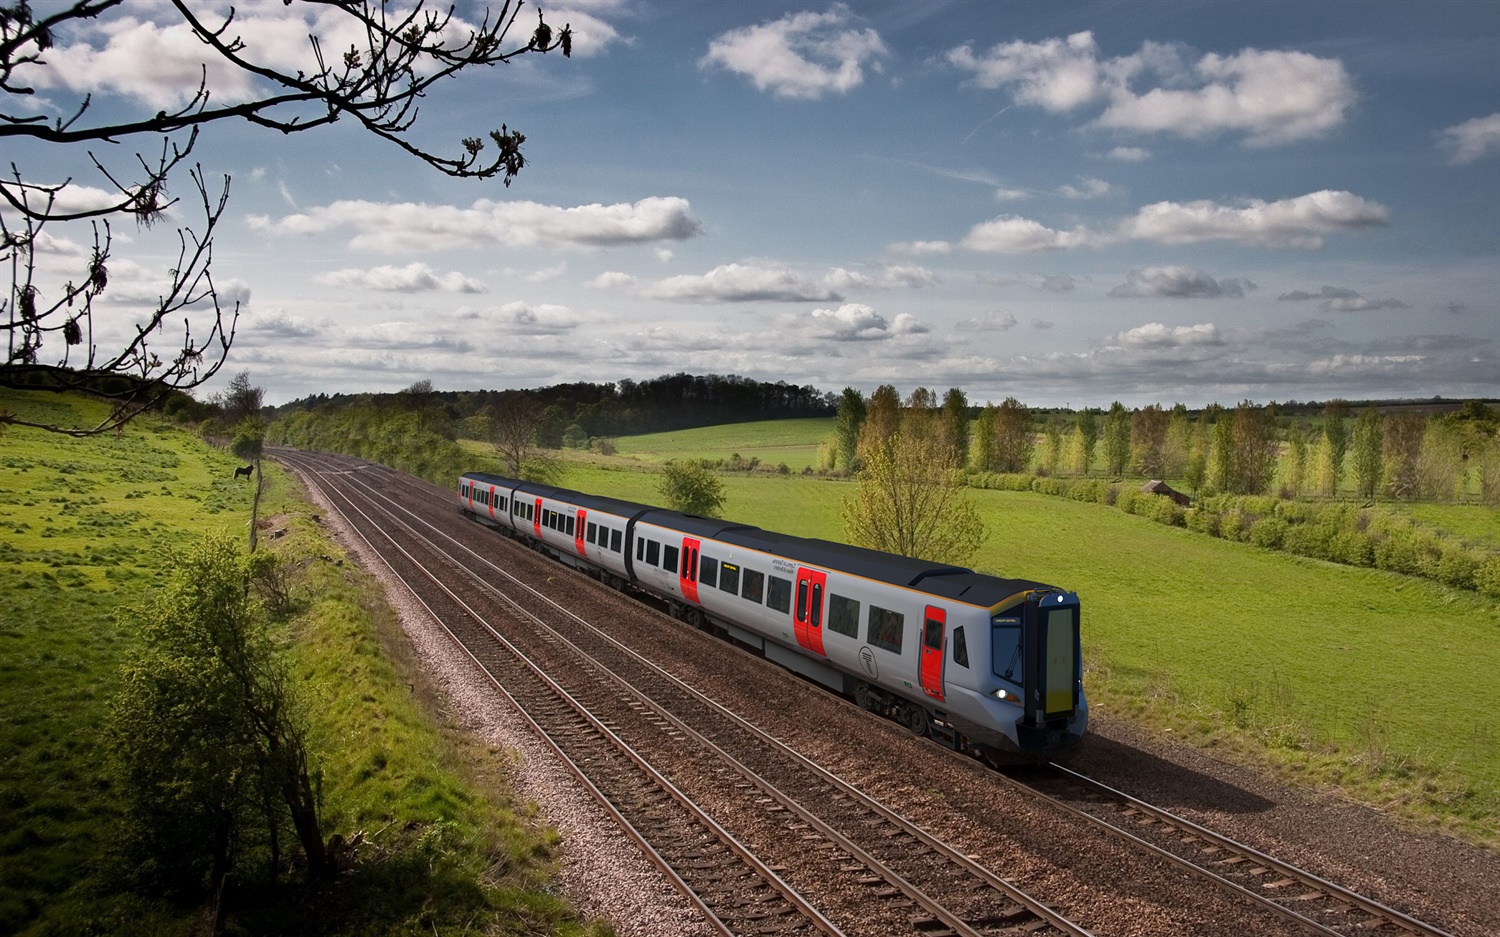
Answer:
[{"left": 991, "top": 687, "right": 1020, "bottom": 704}]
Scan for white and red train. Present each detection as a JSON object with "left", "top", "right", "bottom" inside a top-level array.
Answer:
[{"left": 458, "top": 471, "right": 1087, "bottom": 761}]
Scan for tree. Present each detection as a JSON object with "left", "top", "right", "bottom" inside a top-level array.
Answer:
[
  {"left": 1383, "top": 413, "right": 1425, "bottom": 500},
  {"left": 1351, "top": 408, "right": 1383, "bottom": 499},
  {"left": 1163, "top": 404, "right": 1192, "bottom": 479},
  {"left": 941, "top": 388, "right": 970, "bottom": 467},
  {"left": 1073, "top": 407, "right": 1099, "bottom": 474},
  {"left": 833, "top": 387, "right": 866, "bottom": 472},
  {"left": 860, "top": 384, "right": 901, "bottom": 455},
  {"left": 2, "top": 0, "right": 572, "bottom": 436},
  {"left": 1102, "top": 401, "right": 1130, "bottom": 476},
  {"left": 658, "top": 460, "right": 725, "bottom": 517},
  {"left": 1205, "top": 411, "right": 1233, "bottom": 495},
  {"left": 843, "top": 430, "right": 984, "bottom": 566},
  {"left": 108, "top": 534, "right": 327, "bottom": 896},
  {"left": 1279, "top": 424, "right": 1308, "bottom": 498},
  {"left": 991, "top": 397, "right": 1033, "bottom": 473},
  {"left": 970, "top": 404, "right": 997, "bottom": 472},
  {"left": 1228, "top": 400, "right": 1276, "bottom": 494},
  {"left": 1320, "top": 399, "right": 1350, "bottom": 495},
  {"left": 1130, "top": 404, "right": 1169, "bottom": 478},
  {"left": 488, "top": 394, "right": 546, "bottom": 477},
  {"left": 1040, "top": 414, "right": 1065, "bottom": 476}
]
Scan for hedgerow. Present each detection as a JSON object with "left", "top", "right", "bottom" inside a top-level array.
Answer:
[{"left": 965, "top": 471, "right": 1500, "bottom": 599}]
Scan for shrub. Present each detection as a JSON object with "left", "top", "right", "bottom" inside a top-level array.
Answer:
[
  {"left": 1101, "top": 484, "right": 1119, "bottom": 506},
  {"left": 1185, "top": 508, "right": 1220, "bottom": 536},
  {"left": 1332, "top": 529, "right": 1376, "bottom": 567},
  {"left": 1146, "top": 496, "right": 1185, "bottom": 527},
  {"left": 1114, "top": 488, "right": 1143, "bottom": 515},
  {"left": 1475, "top": 556, "right": 1500, "bottom": 598},
  {"left": 1221, "top": 510, "right": 1251, "bottom": 542},
  {"left": 1067, "top": 478, "right": 1107, "bottom": 503},
  {"left": 1249, "top": 516, "right": 1289, "bottom": 549},
  {"left": 1436, "top": 546, "right": 1480, "bottom": 590},
  {"left": 1282, "top": 522, "right": 1334, "bottom": 561},
  {"left": 1374, "top": 527, "right": 1442, "bottom": 578}
]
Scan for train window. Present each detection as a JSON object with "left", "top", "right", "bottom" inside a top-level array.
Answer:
[
  {"left": 687, "top": 548, "right": 698, "bottom": 582},
  {"left": 586, "top": 522, "right": 597, "bottom": 544},
  {"left": 992, "top": 617, "right": 1022, "bottom": 684},
  {"left": 809, "top": 583, "right": 823, "bottom": 628},
  {"left": 795, "top": 580, "right": 808, "bottom": 621},
  {"left": 610, "top": 529, "right": 622, "bottom": 552},
  {"left": 636, "top": 538, "right": 645, "bottom": 561},
  {"left": 646, "top": 540, "right": 660, "bottom": 567},
  {"left": 741, "top": 569, "right": 764, "bottom": 604},
  {"left": 767, "top": 575, "right": 791, "bottom": 613},
  {"left": 868, "top": 606, "right": 904, "bottom": 653},
  {"left": 699, "top": 556, "right": 718, "bottom": 588},
  {"left": 923, "top": 617, "right": 943, "bottom": 650},
  {"left": 952, "top": 626, "right": 969, "bottom": 668},
  {"left": 566, "top": 516, "right": 575, "bottom": 537},
  {"left": 719, "top": 563, "right": 740, "bottom": 595},
  {"left": 828, "top": 594, "right": 859, "bottom": 638},
  {"left": 663, "top": 545, "right": 679, "bottom": 574}
]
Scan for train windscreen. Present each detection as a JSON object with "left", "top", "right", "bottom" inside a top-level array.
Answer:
[{"left": 991, "top": 616, "right": 1022, "bottom": 685}]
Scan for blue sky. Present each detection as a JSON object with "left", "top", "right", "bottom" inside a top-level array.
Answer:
[{"left": 14, "top": 0, "right": 1500, "bottom": 406}]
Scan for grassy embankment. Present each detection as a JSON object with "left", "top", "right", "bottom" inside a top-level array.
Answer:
[
  {"left": 541, "top": 420, "right": 1500, "bottom": 847},
  {"left": 0, "top": 390, "right": 603, "bottom": 936}
]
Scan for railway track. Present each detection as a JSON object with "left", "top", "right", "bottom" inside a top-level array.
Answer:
[
  {"left": 1009, "top": 764, "right": 1455, "bottom": 937},
  {"left": 278, "top": 451, "right": 1093, "bottom": 937}
]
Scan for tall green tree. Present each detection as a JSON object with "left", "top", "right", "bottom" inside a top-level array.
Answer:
[
  {"left": 1163, "top": 404, "right": 1192, "bottom": 479},
  {"left": 1351, "top": 408, "right": 1384, "bottom": 499},
  {"left": 1074, "top": 407, "right": 1100, "bottom": 474},
  {"left": 941, "top": 388, "right": 970, "bottom": 466},
  {"left": 1205, "top": 411, "right": 1234, "bottom": 495},
  {"left": 860, "top": 384, "right": 902, "bottom": 457},
  {"left": 108, "top": 535, "right": 328, "bottom": 896},
  {"left": 991, "top": 397, "right": 1034, "bottom": 473},
  {"left": 970, "top": 404, "right": 998, "bottom": 472},
  {"left": 1321, "top": 399, "right": 1351, "bottom": 495},
  {"left": 1279, "top": 424, "right": 1309, "bottom": 498},
  {"left": 843, "top": 430, "right": 984, "bottom": 566},
  {"left": 833, "top": 387, "right": 866, "bottom": 472},
  {"left": 1102, "top": 401, "right": 1131, "bottom": 476}
]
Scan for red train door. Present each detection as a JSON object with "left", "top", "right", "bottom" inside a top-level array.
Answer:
[
  {"left": 533, "top": 497, "right": 543, "bottom": 538},
  {"left": 919, "top": 605, "right": 946, "bottom": 701},
  {"left": 487, "top": 485, "right": 497, "bottom": 521},
  {"left": 793, "top": 568, "right": 827, "bottom": 656},
  {"left": 574, "top": 508, "right": 588, "bottom": 556},
  {"left": 679, "top": 537, "right": 700, "bottom": 603}
]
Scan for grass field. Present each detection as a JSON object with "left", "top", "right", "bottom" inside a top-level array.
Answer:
[
  {"left": 607, "top": 417, "right": 835, "bottom": 471},
  {"left": 0, "top": 391, "right": 599, "bottom": 936},
  {"left": 549, "top": 452, "right": 1500, "bottom": 845}
]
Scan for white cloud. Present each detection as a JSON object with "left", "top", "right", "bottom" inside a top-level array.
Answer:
[
  {"left": 1109, "top": 266, "right": 1254, "bottom": 298},
  {"left": 803, "top": 303, "right": 926, "bottom": 341},
  {"left": 654, "top": 248, "right": 674, "bottom": 263},
  {"left": 1439, "top": 113, "right": 1500, "bottom": 165},
  {"left": 525, "top": 263, "right": 567, "bottom": 283},
  {"left": 245, "top": 310, "right": 321, "bottom": 339},
  {"left": 1274, "top": 283, "right": 1405, "bottom": 312},
  {"left": 1105, "top": 146, "right": 1151, "bottom": 162},
  {"left": 1119, "top": 190, "right": 1388, "bottom": 249},
  {"left": 701, "top": 5, "right": 887, "bottom": 100},
  {"left": 314, "top": 262, "right": 486, "bottom": 293},
  {"left": 956, "top": 312, "right": 1018, "bottom": 331},
  {"left": 961, "top": 216, "right": 1092, "bottom": 253},
  {"left": 1112, "top": 322, "right": 1223, "bottom": 348},
  {"left": 890, "top": 240, "right": 953, "bottom": 255},
  {"left": 994, "top": 187, "right": 1030, "bottom": 202},
  {"left": 592, "top": 261, "right": 934, "bottom": 303},
  {"left": 248, "top": 196, "right": 702, "bottom": 252},
  {"left": 949, "top": 32, "right": 1355, "bottom": 146},
  {"left": 491, "top": 301, "right": 580, "bottom": 334},
  {"left": 1058, "top": 177, "right": 1113, "bottom": 199}
]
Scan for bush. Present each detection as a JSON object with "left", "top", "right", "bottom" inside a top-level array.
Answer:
[
  {"left": 1114, "top": 488, "right": 1143, "bottom": 515},
  {"left": 1146, "top": 496, "right": 1185, "bottom": 527},
  {"left": 1436, "top": 546, "right": 1480, "bottom": 590},
  {"left": 1185, "top": 508, "right": 1220, "bottom": 536},
  {"left": 1332, "top": 529, "right": 1376, "bottom": 567},
  {"left": 1374, "top": 527, "right": 1442, "bottom": 578},
  {"left": 1221, "top": 510, "right": 1252, "bottom": 542},
  {"left": 1475, "top": 556, "right": 1500, "bottom": 598},
  {"left": 1067, "top": 478, "right": 1107, "bottom": 503},
  {"left": 1282, "top": 523, "right": 1336, "bottom": 561},
  {"left": 1249, "top": 516, "right": 1289, "bottom": 549}
]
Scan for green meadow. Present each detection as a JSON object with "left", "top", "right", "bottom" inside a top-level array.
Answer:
[
  {"left": 606, "top": 417, "right": 835, "bottom": 471},
  {"left": 0, "top": 391, "right": 599, "bottom": 936},
  {"left": 546, "top": 437, "right": 1500, "bottom": 846}
]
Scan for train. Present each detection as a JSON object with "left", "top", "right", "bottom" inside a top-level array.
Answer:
[{"left": 457, "top": 471, "right": 1087, "bottom": 762}]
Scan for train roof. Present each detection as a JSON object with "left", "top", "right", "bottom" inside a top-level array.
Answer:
[{"left": 457, "top": 473, "right": 1057, "bottom": 607}]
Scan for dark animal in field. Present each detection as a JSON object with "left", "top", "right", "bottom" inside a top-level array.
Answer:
[{"left": 234, "top": 464, "right": 254, "bottom": 480}]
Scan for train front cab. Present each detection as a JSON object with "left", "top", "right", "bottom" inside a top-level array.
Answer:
[{"left": 1001, "top": 590, "right": 1085, "bottom": 758}]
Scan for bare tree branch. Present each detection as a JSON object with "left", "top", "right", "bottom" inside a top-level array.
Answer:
[{"left": 1, "top": 0, "right": 571, "bottom": 434}]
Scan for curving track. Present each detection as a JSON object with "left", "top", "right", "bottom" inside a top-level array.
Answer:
[
  {"left": 278, "top": 449, "right": 1093, "bottom": 937},
  {"left": 274, "top": 449, "right": 1464, "bottom": 937}
]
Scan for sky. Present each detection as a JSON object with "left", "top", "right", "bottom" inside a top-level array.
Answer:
[{"left": 11, "top": 0, "right": 1500, "bottom": 407}]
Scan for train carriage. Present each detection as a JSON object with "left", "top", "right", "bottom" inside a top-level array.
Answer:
[{"left": 458, "top": 471, "right": 1086, "bottom": 760}]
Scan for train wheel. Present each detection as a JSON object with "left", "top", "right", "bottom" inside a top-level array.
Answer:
[{"left": 903, "top": 703, "right": 928, "bottom": 736}]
